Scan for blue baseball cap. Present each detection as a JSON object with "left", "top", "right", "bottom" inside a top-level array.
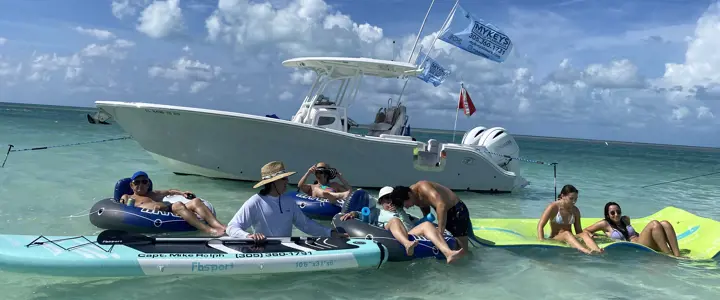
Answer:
[{"left": 131, "top": 171, "right": 149, "bottom": 180}]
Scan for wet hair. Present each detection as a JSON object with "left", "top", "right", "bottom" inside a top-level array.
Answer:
[
  {"left": 389, "top": 185, "right": 411, "bottom": 207},
  {"left": 604, "top": 201, "right": 630, "bottom": 240},
  {"left": 556, "top": 184, "right": 579, "bottom": 200}
]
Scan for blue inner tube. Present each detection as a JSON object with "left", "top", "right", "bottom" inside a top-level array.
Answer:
[
  {"left": 290, "top": 189, "right": 369, "bottom": 220},
  {"left": 89, "top": 177, "right": 217, "bottom": 233},
  {"left": 331, "top": 211, "right": 458, "bottom": 262},
  {"left": 89, "top": 198, "right": 211, "bottom": 233}
]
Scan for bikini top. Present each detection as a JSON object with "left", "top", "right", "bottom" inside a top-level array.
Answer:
[
  {"left": 319, "top": 185, "right": 335, "bottom": 192},
  {"left": 609, "top": 223, "right": 637, "bottom": 241},
  {"left": 551, "top": 209, "right": 574, "bottom": 225}
]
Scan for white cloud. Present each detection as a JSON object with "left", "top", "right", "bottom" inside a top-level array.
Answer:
[
  {"left": 79, "top": 39, "right": 135, "bottom": 61},
  {"left": 189, "top": 81, "right": 209, "bottom": 93},
  {"left": 660, "top": 2, "right": 720, "bottom": 88},
  {"left": 279, "top": 91, "right": 293, "bottom": 101},
  {"left": 137, "top": 0, "right": 184, "bottom": 38},
  {"left": 148, "top": 56, "right": 221, "bottom": 81},
  {"left": 74, "top": 26, "right": 116, "bottom": 40},
  {"left": 0, "top": 37, "right": 7, "bottom": 45}
]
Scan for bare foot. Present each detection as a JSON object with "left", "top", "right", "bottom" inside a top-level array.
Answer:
[
  {"left": 403, "top": 240, "right": 419, "bottom": 256},
  {"left": 206, "top": 228, "right": 224, "bottom": 237},
  {"left": 445, "top": 248, "right": 467, "bottom": 264},
  {"left": 589, "top": 248, "right": 603, "bottom": 255},
  {"left": 341, "top": 190, "right": 352, "bottom": 199}
]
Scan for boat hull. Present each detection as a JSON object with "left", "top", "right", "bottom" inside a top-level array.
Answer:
[{"left": 96, "top": 101, "right": 523, "bottom": 192}]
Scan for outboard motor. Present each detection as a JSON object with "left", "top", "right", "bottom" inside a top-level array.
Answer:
[
  {"left": 461, "top": 126, "right": 487, "bottom": 145},
  {"left": 477, "top": 127, "right": 520, "bottom": 174}
]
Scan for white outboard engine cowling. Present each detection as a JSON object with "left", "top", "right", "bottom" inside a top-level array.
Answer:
[
  {"left": 461, "top": 126, "right": 487, "bottom": 145},
  {"left": 477, "top": 127, "right": 520, "bottom": 174}
]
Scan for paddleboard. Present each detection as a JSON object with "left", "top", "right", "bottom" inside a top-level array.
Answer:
[
  {"left": 471, "top": 206, "right": 720, "bottom": 260},
  {"left": 0, "top": 231, "right": 389, "bottom": 277}
]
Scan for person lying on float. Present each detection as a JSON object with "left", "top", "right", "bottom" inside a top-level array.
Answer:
[
  {"left": 582, "top": 201, "right": 685, "bottom": 258},
  {"left": 340, "top": 186, "right": 465, "bottom": 264},
  {"left": 119, "top": 171, "right": 226, "bottom": 236},
  {"left": 226, "top": 161, "right": 348, "bottom": 241},
  {"left": 296, "top": 162, "right": 352, "bottom": 203}
]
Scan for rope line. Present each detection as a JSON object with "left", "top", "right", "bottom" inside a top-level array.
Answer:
[
  {"left": 2, "top": 136, "right": 132, "bottom": 168},
  {"left": 483, "top": 150, "right": 559, "bottom": 196}
]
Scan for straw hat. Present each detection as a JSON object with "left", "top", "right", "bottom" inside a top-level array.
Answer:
[{"left": 253, "top": 161, "right": 296, "bottom": 188}]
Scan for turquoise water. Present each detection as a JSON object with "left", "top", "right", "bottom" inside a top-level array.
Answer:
[{"left": 1, "top": 104, "right": 720, "bottom": 299}]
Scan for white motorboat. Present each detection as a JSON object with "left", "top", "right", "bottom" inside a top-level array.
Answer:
[
  {"left": 94, "top": 56, "right": 528, "bottom": 192},
  {"left": 94, "top": 0, "right": 533, "bottom": 192}
]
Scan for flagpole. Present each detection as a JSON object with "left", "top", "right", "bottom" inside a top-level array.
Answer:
[
  {"left": 397, "top": 44, "right": 424, "bottom": 106},
  {"left": 452, "top": 82, "right": 463, "bottom": 143},
  {"left": 408, "top": 0, "right": 436, "bottom": 63},
  {"left": 418, "top": 0, "right": 460, "bottom": 69}
]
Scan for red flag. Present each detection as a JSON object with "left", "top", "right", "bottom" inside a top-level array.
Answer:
[{"left": 458, "top": 86, "right": 476, "bottom": 117}]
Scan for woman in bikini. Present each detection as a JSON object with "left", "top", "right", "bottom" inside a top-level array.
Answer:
[
  {"left": 537, "top": 184, "right": 604, "bottom": 254},
  {"left": 297, "top": 162, "right": 352, "bottom": 203},
  {"left": 582, "top": 201, "right": 682, "bottom": 257}
]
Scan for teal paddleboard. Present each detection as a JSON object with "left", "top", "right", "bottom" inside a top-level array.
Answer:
[{"left": 0, "top": 230, "right": 389, "bottom": 277}]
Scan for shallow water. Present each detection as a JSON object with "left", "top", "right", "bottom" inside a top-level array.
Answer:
[{"left": 1, "top": 104, "right": 719, "bottom": 299}]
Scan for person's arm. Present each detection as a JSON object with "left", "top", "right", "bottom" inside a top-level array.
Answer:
[
  {"left": 334, "top": 169, "right": 352, "bottom": 192},
  {"left": 573, "top": 207, "right": 583, "bottom": 235},
  {"left": 537, "top": 204, "right": 554, "bottom": 240},
  {"left": 297, "top": 166, "right": 316, "bottom": 194},
  {"left": 582, "top": 220, "right": 606, "bottom": 237},
  {"left": 291, "top": 201, "right": 332, "bottom": 236},
  {"left": 225, "top": 200, "right": 256, "bottom": 238}
]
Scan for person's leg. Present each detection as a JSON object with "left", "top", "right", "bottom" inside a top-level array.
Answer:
[
  {"left": 312, "top": 186, "right": 351, "bottom": 203},
  {"left": 444, "top": 201, "right": 470, "bottom": 252},
  {"left": 384, "top": 218, "right": 418, "bottom": 256},
  {"left": 659, "top": 220, "right": 681, "bottom": 257},
  {"left": 576, "top": 231, "right": 604, "bottom": 253},
  {"left": 635, "top": 220, "right": 673, "bottom": 255},
  {"left": 408, "top": 222, "right": 465, "bottom": 264},
  {"left": 553, "top": 231, "right": 593, "bottom": 254},
  {"left": 185, "top": 198, "right": 226, "bottom": 232},
  {"left": 170, "top": 202, "right": 222, "bottom": 236}
]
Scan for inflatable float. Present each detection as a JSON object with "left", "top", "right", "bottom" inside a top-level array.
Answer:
[
  {"left": 290, "top": 189, "right": 370, "bottom": 220},
  {"left": 89, "top": 178, "right": 217, "bottom": 233},
  {"left": 332, "top": 207, "right": 458, "bottom": 262},
  {"left": 0, "top": 230, "right": 389, "bottom": 277},
  {"left": 470, "top": 206, "right": 720, "bottom": 260}
]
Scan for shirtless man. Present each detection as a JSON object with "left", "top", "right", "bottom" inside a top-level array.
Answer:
[
  {"left": 389, "top": 181, "right": 472, "bottom": 253},
  {"left": 297, "top": 162, "right": 352, "bottom": 203},
  {"left": 118, "top": 171, "right": 226, "bottom": 236}
]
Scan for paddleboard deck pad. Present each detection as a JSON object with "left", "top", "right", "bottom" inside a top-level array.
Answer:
[
  {"left": 0, "top": 233, "right": 388, "bottom": 277},
  {"left": 471, "top": 206, "right": 720, "bottom": 260}
]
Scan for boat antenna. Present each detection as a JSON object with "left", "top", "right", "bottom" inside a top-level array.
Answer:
[{"left": 641, "top": 170, "right": 720, "bottom": 188}]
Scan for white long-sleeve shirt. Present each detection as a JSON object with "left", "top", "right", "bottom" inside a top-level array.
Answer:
[{"left": 225, "top": 193, "right": 332, "bottom": 238}]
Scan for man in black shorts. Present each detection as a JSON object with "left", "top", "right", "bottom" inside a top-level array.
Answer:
[{"left": 390, "top": 181, "right": 472, "bottom": 253}]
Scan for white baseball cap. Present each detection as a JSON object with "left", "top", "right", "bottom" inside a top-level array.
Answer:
[{"left": 378, "top": 186, "right": 394, "bottom": 200}]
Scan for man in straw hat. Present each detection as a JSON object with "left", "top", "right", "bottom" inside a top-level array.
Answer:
[{"left": 226, "top": 161, "right": 347, "bottom": 240}]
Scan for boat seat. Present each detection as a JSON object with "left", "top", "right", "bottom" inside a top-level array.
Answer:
[
  {"left": 368, "top": 122, "right": 393, "bottom": 132},
  {"left": 114, "top": 177, "right": 153, "bottom": 201},
  {"left": 427, "top": 139, "right": 440, "bottom": 153}
]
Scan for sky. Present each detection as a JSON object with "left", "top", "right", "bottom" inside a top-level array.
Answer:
[{"left": 0, "top": 0, "right": 719, "bottom": 147}]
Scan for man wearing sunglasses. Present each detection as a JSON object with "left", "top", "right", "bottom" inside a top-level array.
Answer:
[{"left": 119, "top": 171, "right": 226, "bottom": 236}]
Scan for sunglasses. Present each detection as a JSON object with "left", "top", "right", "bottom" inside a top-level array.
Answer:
[
  {"left": 133, "top": 179, "right": 149, "bottom": 185},
  {"left": 609, "top": 209, "right": 621, "bottom": 216}
]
